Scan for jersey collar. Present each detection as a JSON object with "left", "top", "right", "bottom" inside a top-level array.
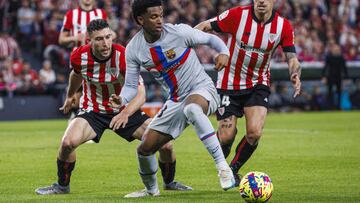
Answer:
[
  {"left": 251, "top": 5, "right": 276, "bottom": 25},
  {"left": 90, "top": 45, "right": 114, "bottom": 63}
]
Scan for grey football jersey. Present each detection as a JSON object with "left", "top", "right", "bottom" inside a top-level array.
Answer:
[{"left": 121, "top": 23, "right": 229, "bottom": 103}]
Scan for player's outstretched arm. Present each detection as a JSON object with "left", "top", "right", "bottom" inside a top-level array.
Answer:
[
  {"left": 286, "top": 52, "right": 302, "bottom": 98},
  {"left": 109, "top": 84, "right": 146, "bottom": 130},
  {"left": 185, "top": 26, "right": 229, "bottom": 71},
  {"left": 194, "top": 19, "right": 213, "bottom": 32},
  {"left": 59, "top": 70, "right": 82, "bottom": 114}
]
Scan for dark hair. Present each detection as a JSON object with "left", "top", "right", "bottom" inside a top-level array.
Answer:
[
  {"left": 132, "top": 0, "right": 162, "bottom": 25},
  {"left": 87, "top": 19, "right": 109, "bottom": 35}
]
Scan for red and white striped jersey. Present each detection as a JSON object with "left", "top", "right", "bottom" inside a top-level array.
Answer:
[
  {"left": 61, "top": 7, "right": 107, "bottom": 50},
  {"left": 211, "top": 5, "right": 295, "bottom": 92},
  {"left": 70, "top": 43, "right": 126, "bottom": 114},
  {"left": 0, "top": 35, "right": 19, "bottom": 59}
]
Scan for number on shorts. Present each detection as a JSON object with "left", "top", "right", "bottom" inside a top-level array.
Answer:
[
  {"left": 157, "top": 105, "right": 168, "bottom": 118},
  {"left": 221, "top": 95, "right": 230, "bottom": 107}
]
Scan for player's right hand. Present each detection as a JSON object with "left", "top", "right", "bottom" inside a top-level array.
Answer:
[
  {"left": 214, "top": 54, "right": 229, "bottom": 71},
  {"left": 110, "top": 111, "right": 129, "bottom": 130},
  {"left": 108, "top": 94, "right": 122, "bottom": 109},
  {"left": 59, "top": 97, "right": 75, "bottom": 114}
]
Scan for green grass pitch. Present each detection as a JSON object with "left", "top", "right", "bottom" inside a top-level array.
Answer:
[{"left": 0, "top": 111, "right": 359, "bottom": 202}]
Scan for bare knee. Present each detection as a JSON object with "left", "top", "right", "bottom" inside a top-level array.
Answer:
[
  {"left": 218, "top": 128, "right": 237, "bottom": 145},
  {"left": 137, "top": 143, "right": 156, "bottom": 156},
  {"left": 246, "top": 127, "right": 263, "bottom": 145},
  {"left": 159, "top": 142, "right": 173, "bottom": 153},
  {"left": 60, "top": 137, "right": 79, "bottom": 153}
]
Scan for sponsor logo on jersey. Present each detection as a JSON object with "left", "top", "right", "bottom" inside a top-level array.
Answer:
[
  {"left": 165, "top": 49, "right": 176, "bottom": 60},
  {"left": 240, "top": 42, "right": 269, "bottom": 54}
]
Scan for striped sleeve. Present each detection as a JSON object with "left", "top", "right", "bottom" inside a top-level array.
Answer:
[
  {"left": 213, "top": 7, "right": 239, "bottom": 34},
  {"left": 281, "top": 19, "right": 296, "bottom": 53},
  {"left": 61, "top": 10, "right": 73, "bottom": 32},
  {"left": 70, "top": 47, "right": 82, "bottom": 74}
]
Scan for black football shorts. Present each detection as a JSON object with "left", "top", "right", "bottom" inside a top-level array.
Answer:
[
  {"left": 76, "top": 110, "right": 150, "bottom": 143},
  {"left": 216, "top": 85, "right": 271, "bottom": 120}
]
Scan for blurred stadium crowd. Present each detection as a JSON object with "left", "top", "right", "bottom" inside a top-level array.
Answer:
[{"left": 0, "top": 0, "right": 360, "bottom": 111}]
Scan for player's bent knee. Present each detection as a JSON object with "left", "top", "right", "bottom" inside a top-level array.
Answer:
[
  {"left": 159, "top": 142, "right": 173, "bottom": 153},
  {"left": 245, "top": 131, "right": 262, "bottom": 145},
  {"left": 60, "top": 139, "right": 78, "bottom": 152},
  {"left": 218, "top": 128, "right": 237, "bottom": 144},
  {"left": 137, "top": 144, "right": 155, "bottom": 156},
  {"left": 183, "top": 103, "right": 203, "bottom": 121}
]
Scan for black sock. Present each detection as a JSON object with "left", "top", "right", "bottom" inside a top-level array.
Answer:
[
  {"left": 57, "top": 158, "right": 75, "bottom": 187},
  {"left": 159, "top": 160, "right": 176, "bottom": 185},
  {"left": 230, "top": 136, "right": 258, "bottom": 173}
]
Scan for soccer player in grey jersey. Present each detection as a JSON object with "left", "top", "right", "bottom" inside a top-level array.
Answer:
[{"left": 109, "top": 0, "right": 235, "bottom": 198}]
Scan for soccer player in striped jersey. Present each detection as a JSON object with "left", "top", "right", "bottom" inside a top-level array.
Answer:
[
  {"left": 35, "top": 19, "right": 191, "bottom": 195},
  {"left": 196, "top": 0, "right": 302, "bottom": 186},
  {"left": 59, "top": 0, "right": 107, "bottom": 50},
  {"left": 110, "top": 0, "right": 236, "bottom": 198},
  {"left": 59, "top": 0, "right": 110, "bottom": 121}
]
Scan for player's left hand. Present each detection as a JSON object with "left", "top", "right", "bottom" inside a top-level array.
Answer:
[
  {"left": 110, "top": 111, "right": 129, "bottom": 130},
  {"left": 214, "top": 54, "right": 229, "bottom": 71},
  {"left": 290, "top": 73, "right": 301, "bottom": 98},
  {"left": 108, "top": 94, "right": 122, "bottom": 109},
  {"left": 59, "top": 97, "right": 75, "bottom": 114}
]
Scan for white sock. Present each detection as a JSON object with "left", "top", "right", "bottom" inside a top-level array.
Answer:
[
  {"left": 183, "top": 103, "right": 227, "bottom": 168},
  {"left": 138, "top": 153, "right": 159, "bottom": 193}
]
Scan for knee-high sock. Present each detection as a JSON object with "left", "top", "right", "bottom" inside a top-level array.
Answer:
[
  {"left": 184, "top": 103, "right": 227, "bottom": 169},
  {"left": 159, "top": 160, "right": 176, "bottom": 185},
  {"left": 57, "top": 158, "right": 75, "bottom": 187},
  {"left": 138, "top": 153, "right": 159, "bottom": 193},
  {"left": 230, "top": 136, "right": 258, "bottom": 173}
]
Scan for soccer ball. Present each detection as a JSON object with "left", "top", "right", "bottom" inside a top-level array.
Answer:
[{"left": 239, "top": 171, "right": 273, "bottom": 203}]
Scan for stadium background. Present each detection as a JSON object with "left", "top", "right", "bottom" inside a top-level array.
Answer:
[
  {"left": 0, "top": 1, "right": 360, "bottom": 202},
  {"left": 0, "top": 0, "right": 360, "bottom": 120}
]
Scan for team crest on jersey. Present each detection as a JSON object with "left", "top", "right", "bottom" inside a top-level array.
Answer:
[
  {"left": 218, "top": 107, "right": 225, "bottom": 116},
  {"left": 219, "top": 10, "right": 229, "bottom": 21},
  {"left": 268, "top": 33, "right": 278, "bottom": 43},
  {"left": 165, "top": 49, "right": 176, "bottom": 60},
  {"left": 109, "top": 67, "right": 117, "bottom": 77}
]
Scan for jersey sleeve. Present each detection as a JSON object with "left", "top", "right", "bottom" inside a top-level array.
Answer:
[
  {"left": 211, "top": 7, "right": 239, "bottom": 34},
  {"left": 118, "top": 46, "right": 126, "bottom": 77},
  {"left": 119, "top": 44, "right": 141, "bottom": 105},
  {"left": 280, "top": 19, "right": 296, "bottom": 53},
  {"left": 61, "top": 10, "right": 73, "bottom": 32},
  {"left": 177, "top": 24, "right": 229, "bottom": 55},
  {"left": 70, "top": 48, "right": 82, "bottom": 74}
]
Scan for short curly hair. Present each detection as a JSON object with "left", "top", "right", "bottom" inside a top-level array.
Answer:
[
  {"left": 132, "top": 0, "right": 162, "bottom": 25},
  {"left": 87, "top": 19, "right": 109, "bottom": 35}
]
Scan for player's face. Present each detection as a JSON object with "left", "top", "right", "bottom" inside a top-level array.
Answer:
[
  {"left": 90, "top": 28, "right": 113, "bottom": 59},
  {"left": 138, "top": 6, "right": 164, "bottom": 37},
  {"left": 254, "top": 0, "right": 274, "bottom": 15},
  {"left": 79, "top": 0, "right": 94, "bottom": 7}
]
